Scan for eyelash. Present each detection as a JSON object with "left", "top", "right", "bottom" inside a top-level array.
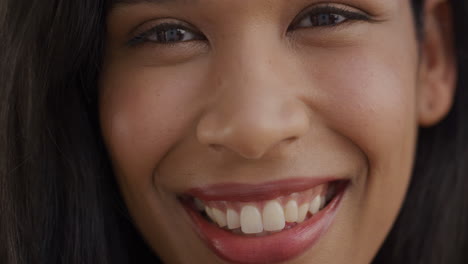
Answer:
[
  {"left": 128, "top": 4, "right": 371, "bottom": 46},
  {"left": 290, "top": 5, "right": 371, "bottom": 30},
  {"left": 128, "top": 23, "right": 206, "bottom": 46}
]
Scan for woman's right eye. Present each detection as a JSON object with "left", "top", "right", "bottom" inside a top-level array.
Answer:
[{"left": 129, "top": 23, "right": 206, "bottom": 46}]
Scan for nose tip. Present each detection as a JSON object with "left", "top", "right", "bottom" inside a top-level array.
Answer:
[{"left": 196, "top": 102, "right": 310, "bottom": 160}]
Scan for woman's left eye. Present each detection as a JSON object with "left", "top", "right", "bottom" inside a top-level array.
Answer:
[
  {"left": 296, "top": 13, "right": 347, "bottom": 28},
  {"left": 292, "top": 5, "right": 371, "bottom": 29}
]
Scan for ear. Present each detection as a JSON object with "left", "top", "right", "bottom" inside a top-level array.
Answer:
[{"left": 417, "top": 0, "right": 457, "bottom": 127}]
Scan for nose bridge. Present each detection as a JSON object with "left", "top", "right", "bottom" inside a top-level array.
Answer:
[{"left": 197, "top": 31, "right": 310, "bottom": 159}]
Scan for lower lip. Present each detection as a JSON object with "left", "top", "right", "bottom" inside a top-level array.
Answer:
[{"left": 182, "top": 184, "right": 347, "bottom": 264}]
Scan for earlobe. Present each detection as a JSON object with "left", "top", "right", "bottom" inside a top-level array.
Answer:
[{"left": 417, "top": 0, "right": 457, "bottom": 127}]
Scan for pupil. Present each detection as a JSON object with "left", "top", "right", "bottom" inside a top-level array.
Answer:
[
  {"left": 159, "top": 28, "right": 185, "bottom": 42},
  {"left": 319, "top": 14, "right": 330, "bottom": 25},
  {"left": 313, "top": 14, "right": 339, "bottom": 26}
]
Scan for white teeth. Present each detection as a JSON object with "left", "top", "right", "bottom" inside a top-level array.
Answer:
[
  {"left": 262, "top": 201, "right": 286, "bottom": 232},
  {"left": 227, "top": 209, "right": 241, "bottom": 229},
  {"left": 212, "top": 208, "right": 227, "bottom": 227},
  {"left": 319, "top": 195, "right": 326, "bottom": 209},
  {"left": 198, "top": 183, "right": 335, "bottom": 235},
  {"left": 205, "top": 206, "right": 215, "bottom": 222},
  {"left": 298, "top": 203, "right": 309, "bottom": 223},
  {"left": 284, "top": 200, "right": 299, "bottom": 223},
  {"left": 240, "top": 205, "right": 263, "bottom": 234},
  {"left": 309, "top": 196, "right": 321, "bottom": 215},
  {"left": 203, "top": 196, "right": 327, "bottom": 232}
]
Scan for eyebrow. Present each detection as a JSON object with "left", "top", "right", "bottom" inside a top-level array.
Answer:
[
  {"left": 109, "top": 0, "right": 180, "bottom": 12},
  {"left": 112, "top": 0, "right": 191, "bottom": 6}
]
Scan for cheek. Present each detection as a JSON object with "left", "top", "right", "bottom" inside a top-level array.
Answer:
[
  {"left": 298, "top": 39, "right": 418, "bottom": 161},
  {"left": 99, "top": 59, "right": 209, "bottom": 189},
  {"left": 321, "top": 49, "right": 417, "bottom": 161},
  {"left": 300, "top": 38, "right": 419, "bottom": 261},
  {"left": 321, "top": 47, "right": 418, "bottom": 203}
]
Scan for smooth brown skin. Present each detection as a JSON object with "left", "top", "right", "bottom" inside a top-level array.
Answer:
[{"left": 100, "top": 0, "right": 456, "bottom": 263}]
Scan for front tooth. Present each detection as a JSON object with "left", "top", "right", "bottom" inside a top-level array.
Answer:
[
  {"left": 227, "top": 209, "right": 241, "bottom": 229},
  {"left": 240, "top": 205, "right": 263, "bottom": 234},
  {"left": 298, "top": 203, "right": 309, "bottom": 223},
  {"left": 285, "top": 200, "right": 299, "bottom": 222},
  {"left": 262, "top": 201, "right": 285, "bottom": 231},
  {"left": 319, "top": 195, "right": 326, "bottom": 209},
  {"left": 309, "top": 196, "right": 321, "bottom": 215},
  {"left": 205, "top": 206, "right": 215, "bottom": 222},
  {"left": 212, "top": 208, "right": 227, "bottom": 227}
]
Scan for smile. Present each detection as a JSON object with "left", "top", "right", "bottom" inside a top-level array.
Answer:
[{"left": 180, "top": 178, "right": 349, "bottom": 264}]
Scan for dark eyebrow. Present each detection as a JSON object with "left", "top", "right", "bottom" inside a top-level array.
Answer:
[
  {"left": 112, "top": 0, "right": 190, "bottom": 7},
  {"left": 109, "top": 0, "right": 179, "bottom": 12},
  {"left": 114, "top": 0, "right": 165, "bottom": 3}
]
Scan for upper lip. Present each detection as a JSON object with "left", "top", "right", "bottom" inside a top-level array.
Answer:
[{"left": 185, "top": 177, "right": 344, "bottom": 202}]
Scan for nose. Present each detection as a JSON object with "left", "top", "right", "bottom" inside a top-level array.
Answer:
[{"left": 196, "top": 42, "right": 310, "bottom": 160}]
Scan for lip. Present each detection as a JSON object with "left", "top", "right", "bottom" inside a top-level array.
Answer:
[
  {"left": 181, "top": 178, "right": 348, "bottom": 264},
  {"left": 187, "top": 177, "right": 340, "bottom": 202}
]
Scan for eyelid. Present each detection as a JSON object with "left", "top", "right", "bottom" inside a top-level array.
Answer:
[
  {"left": 289, "top": 3, "right": 374, "bottom": 30},
  {"left": 127, "top": 19, "right": 205, "bottom": 46}
]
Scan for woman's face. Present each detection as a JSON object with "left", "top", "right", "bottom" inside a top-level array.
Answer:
[{"left": 99, "top": 0, "right": 453, "bottom": 263}]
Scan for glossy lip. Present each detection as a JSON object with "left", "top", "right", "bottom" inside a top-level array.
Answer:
[
  {"left": 181, "top": 179, "right": 349, "bottom": 264},
  {"left": 187, "top": 177, "right": 340, "bottom": 202}
]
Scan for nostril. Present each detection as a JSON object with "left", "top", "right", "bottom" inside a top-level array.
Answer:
[
  {"left": 285, "top": 137, "right": 297, "bottom": 142},
  {"left": 209, "top": 144, "right": 224, "bottom": 152}
]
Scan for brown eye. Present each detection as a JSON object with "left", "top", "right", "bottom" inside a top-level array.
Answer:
[
  {"left": 297, "top": 13, "right": 347, "bottom": 28},
  {"left": 129, "top": 23, "right": 206, "bottom": 46},
  {"left": 290, "top": 5, "right": 371, "bottom": 30},
  {"left": 151, "top": 28, "right": 191, "bottom": 42}
]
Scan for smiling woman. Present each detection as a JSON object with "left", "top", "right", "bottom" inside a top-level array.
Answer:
[{"left": 1, "top": 0, "right": 467, "bottom": 264}]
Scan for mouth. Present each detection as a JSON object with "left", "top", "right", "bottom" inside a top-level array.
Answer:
[{"left": 180, "top": 178, "right": 349, "bottom": 264}]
